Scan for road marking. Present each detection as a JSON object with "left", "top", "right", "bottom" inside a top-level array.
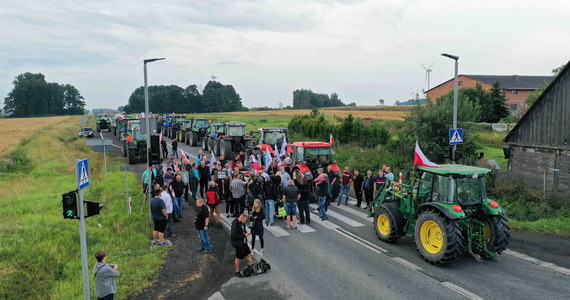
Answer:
[
  {"left": 263, "top": 223, "right": 291, "bottom": 237},
  {"left": 111, "top": 144, "right": 121, "bottom": 149},
  {"left": 505, "top": 249, "right": 570, "bottom": 276},
  {"left": 392, "top": 257, "right": 422, "bottom": 271},
  {"left": 296, "top": 224, "right": 316, "bottom": 233},
  {"left": 309, "top": 212, "right": 341, "bottom": 229},
  {"left": 310, "top": 204, "right": 365, "bottom": 227},
  {"left": 208, "top": 291, "right": 226, "bottom": 300},
  {"left": 333, "top": 228, "right": 386, "bottom": 255},
  {"left": 334, "top": 228, "right": 387, "bottom": 253},
  {"left": 335, "top": 203, "right": 373, "bottom": 223},
  {"left": 442, "top": 282, "right": 483, "bottom": 300}
]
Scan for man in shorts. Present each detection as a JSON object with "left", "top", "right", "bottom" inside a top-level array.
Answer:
[
  {"left": 150, "top": 189, "right": 169, "bottom": 246},
  {"left": 231, "top": 213, "right": 253, "bottom": 277}
]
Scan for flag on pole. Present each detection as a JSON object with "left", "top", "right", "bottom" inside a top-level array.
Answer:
[
  {"left": 209, "top": 154, "right": 217, "bottom": 173},
  {"left": 280, "top": 136, "right": 288, "bottom": 158},
  {"left": 159, "top": 131, "right": 163, "bottom": 141},
  {"left": 329, "top": 134, "right": 335, "bottom": 145},
  {"left": 414, "top": 141, "right": 439, "bottom": 168},
  {"left": 180, "top": 150, "right": 188, "bottom": 161},
  {"left": 264, "top": 149, "right": 271, "bottom": 168},
  {"left": 251, "top": 155, "right": 261, "bottom": 171},
  {"left": 275, "top": 144, "right": 281, "bottom": 166}
]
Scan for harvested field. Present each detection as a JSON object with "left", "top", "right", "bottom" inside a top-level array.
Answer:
[{"left": 0, "top": 116, "right": 75, "bottom": 157}]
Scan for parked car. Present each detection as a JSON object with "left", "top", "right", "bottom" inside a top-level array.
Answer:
[{"left": 79, "top": 127, "right": 95, "bottom": 138}]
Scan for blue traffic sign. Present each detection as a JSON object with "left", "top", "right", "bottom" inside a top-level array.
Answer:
[
  {"left": 449, "top": 128, "right": 464, "bottom": 145},
  {"left": 76, "top": 159, "right": 90, "bottom": 189}
]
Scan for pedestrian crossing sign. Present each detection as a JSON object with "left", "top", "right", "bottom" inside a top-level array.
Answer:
[
  {"left": 76, "top": 159, "right": 90, "bottom": 189},
  {"left": 449, "top": 128, "right": 464, "bottom": 145}
]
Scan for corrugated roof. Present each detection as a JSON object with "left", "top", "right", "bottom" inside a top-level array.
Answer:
[{"left": 463, "top": 75, "right": 554, "bottom": 90}]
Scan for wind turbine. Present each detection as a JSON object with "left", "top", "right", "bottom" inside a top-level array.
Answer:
[{"left": 422, "top": 62, "right": 435, "bottom": 91}]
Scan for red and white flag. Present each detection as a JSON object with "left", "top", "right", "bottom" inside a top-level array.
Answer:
[
  {"left": 251, "top": 155, "right": 261, "bottom": 171},
  {"left": 414, "top": 141, "right": 439, "bottom": 168},
  {"left": 180, "top": 150, "right": 188, "bottom": 161},
  {"left": 329, "top": 134, "right": 335, "bottom": 145}
]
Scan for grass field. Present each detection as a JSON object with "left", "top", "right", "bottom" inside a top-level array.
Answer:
[
  {"left": 0, "top": 116, "right": 167, "bottom": 299},
  {"left": 0, "top": 116, "right": 73, "bottom": 157}
]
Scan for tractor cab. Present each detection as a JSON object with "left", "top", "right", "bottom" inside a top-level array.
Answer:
[
  {"left": 291, "top": 142, "right": 339, "bottom": 180},
  {"left": 252, "top": 128, "right": 291, "bottom": 157},
  {"left": 192, "top": 118, "right": 210, "bottom": 129}
]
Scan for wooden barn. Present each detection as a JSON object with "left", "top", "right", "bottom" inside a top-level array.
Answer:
[{"left": 504, "top": 61, "right": 570, "bottom": 196}]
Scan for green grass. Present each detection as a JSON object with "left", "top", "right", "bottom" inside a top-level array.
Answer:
[
  {"left": 509, "top": 218, "right": 570, "bottom": 237},
  {"left": 0, "top": 118, "right": 168, "bottom": 299}
]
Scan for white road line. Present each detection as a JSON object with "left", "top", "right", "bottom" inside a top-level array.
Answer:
[
  {"left": 392, "top": 257, "right": 422, "bottom": 271},
  {"left": 333, "top": 228, "right": 384, "bottom": 255},
  {"left": 309, "top": 204, "right": 365, "bottom": 227},
  {"left": 442, "top": 282, "right": 483, "bottom": 300},
  {"left": 263, "top": 224, "right": 291, "bottom": 237},
  {"left": 335, "top": 203, "right": 373, "bottom": 223},
  {"left": 335, "top": 228, "right": 387, "bottom": 253},
  {"left": 309, "top": 212, "right": 340, "bottom": 229},
  {"left": 296, "top": 224, "right": 316, "bottom": 233},
  {"left": 505, "top": 249, "right": 570, "bottom": 276},
  {"left": 208, "top": 291, "right": 226, "bottom": 300},
  {"left": 111, "top": 144, "right": 121, "bottom": 149}
]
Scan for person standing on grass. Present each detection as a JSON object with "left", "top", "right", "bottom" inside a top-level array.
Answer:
[
  {"left": 283, "top": 179, "right": 299, "bottom": 229},
  {"left": 151, "top": 189, "right": 169, "bottom": 246},
  {"left": 250, "top": 199, "right": 265, "bottom": 253},
  {"left": 141, "top": 165, "right": 156, "bottom": 202},
  {"left": 160, "top": 184, "right": 174, "bottom": 237},
  {"left": 171, "top": 138, "right": 179, "bottom": 159},
  {"left": 170, "top": 175, "right": 186, "bottom": 218},
  {"left": 353, "top": 169, "right": 364, "bottom": 208},
  {"left": 294, "top": 171, "right": 311, "bottom": 225},
  {"left": 195, "top": 198, "right": 212, "bottom": 254},
  {"left": 198, "top": 160, "right": 210, "bottom": 198},
  {"left": 338, "top": 166, "right": 352, "bottom": 206},
  {"left": 364, "top": 170, "right": 374, "bottom": 209},
  {"left": 317, "top": 174, "right": 329, "bottom": 221},
  {"left": 206, "top": 181, "right": 222, "bottom": 227},
  {"left": 230, "top": 173, "right": 247, "bottom": 217},
  {"left": 93, "top": 250, "right": 120, "bottom": 300},
  {"left": 231, "top": 214, "right": 253, "bottom": 278}
]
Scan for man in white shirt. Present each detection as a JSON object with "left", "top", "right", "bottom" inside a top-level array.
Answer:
[{"left": 160, "top": 184, "right": 174, "bottom": 238}]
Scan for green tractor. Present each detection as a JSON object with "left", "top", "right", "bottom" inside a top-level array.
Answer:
[
  {"left": 203, "top": 122, "right": 252, "bottom": 158},
  {"left": 185, "top": 118, "right": 210, "bottom": 146},
  {"left": 96, "top": 115, "right": 111, "bottom": 132},
  {"left": 125, "top": 123, "right": 147, "bottom": 164},
  {"left": 371, "top": 164, "right": 510, "bottom": 265}
]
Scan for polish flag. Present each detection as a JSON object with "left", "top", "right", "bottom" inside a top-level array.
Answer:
[
  {"left": 118, "top": 115, "right": 125, "bottom": 120},
  {"left": 280, "top": 136, "right": 288, "bottom": 157},
  {"left": 275, "top": 144, "right": 282, "bottom": 166},
  {"left": 180, "top": 150, "right": 188, "bottom": 161},
  {"left": 251, "top": 155, "right": 261, "bottom": 171},
  {"left": 329, "top": 134, "right": 335, "bottom": 145},
  {"left": 414, "top": 141, "right": 439, "bottom": 168}
]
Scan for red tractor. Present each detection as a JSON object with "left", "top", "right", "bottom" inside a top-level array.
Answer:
[{"left": 290, "top": 142, "right": 340, "bottom": 180}]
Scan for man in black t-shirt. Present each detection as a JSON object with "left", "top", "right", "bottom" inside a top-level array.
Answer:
[
  {"left": 171, "top": 175, "right": 186, "bottom": 218},
  {"left": 198, "top": 161, "right": 210, "bottom": 198},
  {"left": 150, "top": 190, "right": 168, "bottom": 246},
  {"left": 353, "top": 170, "right": 364, "bottom": 208},
  {"left": 171, "top": 138, "right": 179, "bottom": 159},
  {"left": 195, "top": 198, "right": 212, "bottom": 253}
]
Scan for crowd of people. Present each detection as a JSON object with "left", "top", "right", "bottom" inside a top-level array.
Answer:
[{"left": 144, "top": 138, "right": 396, "bottom": 277}]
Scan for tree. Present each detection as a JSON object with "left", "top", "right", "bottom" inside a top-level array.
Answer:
[
  {"left": 201, "top": 81, "right": 244, "bottom": 113},
  {"left": 3, "top": 72, "right": 85, "bottom": 117},
  {"left": 552, "top": 64, "right": 566, "bottom": 76},
  {"left": 487, "top": 82, "right": 510, "bottom": 122},
  {"left": 292, "top": 89, "right": 345, "bottom": 109},
  {"left": 525, "top": 82, "right": 548, "bottom": 108}
]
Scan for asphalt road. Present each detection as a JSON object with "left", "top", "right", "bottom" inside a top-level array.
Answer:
[{"left": 133, "top": 134, "right": 570, "bottom": 300}]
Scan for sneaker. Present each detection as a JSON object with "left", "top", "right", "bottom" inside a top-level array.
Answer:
[
  {"left": 152, "top": 241, "right": 160, "bottom": 245},
  {"left": 337, "top": 202, "right": 341, "bottom": 206},
  {"left": 285, "top": 225, "right": 291, "bottom": 229},
  {"left": 260, "top": 249, "right": 264, "bottom": 254},
  {"left": 226, "top": 214, "right": 231, "bottom": 218},
  {"left": 292, "top": 225, "right": 298, "bottom": 229},
  {"left": 235, "top": 272, "right": 244, "bottom": 278},
  {"left": 159, "top": 242, "right": 170, "bottom": 246},
  {"left": 202, "top": 250, "right": 212, "bottom": 254},
  {"left": 197, "top": 248, "right": 205, "bottom": 252}
]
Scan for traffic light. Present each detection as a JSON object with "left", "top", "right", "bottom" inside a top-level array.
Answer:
[
  {"left": 62, "top": 191, "right": 78, "bottom": 219},
  {"left": 443, "top": 146, "right": 452, "bottom": 159},
  {"left": 455, "top": 151, "right": 463, "bottom": 162},
  {"left": 85, "top": 201, "right": 104, "bottom": 218}
]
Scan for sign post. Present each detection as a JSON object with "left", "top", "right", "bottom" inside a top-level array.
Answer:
[
  {"left": 449, "top": 128, "right": 464, "bottom": 163},
  {"left": 76, "top": 159, "right": 91, "bottom": 300},
  {"left": 120, "top": 165, "right": 131, "bottom": 216}
]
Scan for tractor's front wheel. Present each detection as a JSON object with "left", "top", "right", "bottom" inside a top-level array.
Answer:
[
  {"left": 414, "top": 210, "right": 464, "bottom": 265},
  {"left": 374, "top": 203, "right": 405, "bottom": 243},
  {"left": 483, "top": 215, "right": 510, "bottom": 255},
  {"left": 122, "top": 141, "right": 127, "bottom": 157},
  {"left": 128, "top": 149, "right": 137, "bottom": 164}
]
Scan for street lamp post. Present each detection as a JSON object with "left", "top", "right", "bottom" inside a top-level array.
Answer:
[
  {"left": 143, "top": 58, "right": 165, "bottom": 219},
  {"left": 441, "top": 53, "right": 459, "bottom": 163}
]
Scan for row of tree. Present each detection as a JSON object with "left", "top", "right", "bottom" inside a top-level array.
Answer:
[
  {"left": 123, "top": 81, "right": 245, "bottom": 114},
  {"left": 3, "top": 73, "right": 86, "bottom": 117},
  {"left": 292, "top": 89, "right": 354, "bottom": 109}
]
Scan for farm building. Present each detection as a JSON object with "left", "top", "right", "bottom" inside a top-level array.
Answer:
[
  {"left": 427, "top": 74, "right": 554, "bottom": 117},
  {"left": 504, "top": 61, "right": 570, "bottom": 197}
]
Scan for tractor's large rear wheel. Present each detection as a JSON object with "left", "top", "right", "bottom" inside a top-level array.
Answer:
[
  {"left": 220, "top": 139, "right": 233, "bottom": 158},
  {"left": 190, "top": 132, "right": 198, "bottom": 146},
  {"left": 122, "top": 141, "right": 127, "bottom": 157},
  {"left": 202, "top": 137, "right": 209, "bottom": 151},
  {"left": 414, "top": 210, "right": 464, "bottom": 265},
  {"left": 185, "top": 133, "right": 190, "bottom": 145},
  {"left": 374, "top": 203, "right": 405, "bottom": 243},
  {"left": 213, "top": 139, "right": 221, "bottom": 156},
  {"left": 128, "top": 149, "right": 137, "bottom": 164},
  {"left": 482, "top": 215, "right": 510, "bottom": 255}
]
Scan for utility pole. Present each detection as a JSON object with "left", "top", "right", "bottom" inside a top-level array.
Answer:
[{"left": 441, "top": 53, "right": 459, "bottom": 163}]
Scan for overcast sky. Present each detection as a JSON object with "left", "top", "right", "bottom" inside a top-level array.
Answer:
[{"left": 1, "top": 0, "right": 569, "bottom": 109}]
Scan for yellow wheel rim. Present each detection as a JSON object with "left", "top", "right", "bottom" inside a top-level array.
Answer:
[
  {"left": 420, "top": 220, "right": 444, "bottom": 254},
  {"left": 484, "top": 222, "right": 492, "bottom": 243},
  {"left": 377, "top": 214, "right": 390, "bottom": 235}
]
